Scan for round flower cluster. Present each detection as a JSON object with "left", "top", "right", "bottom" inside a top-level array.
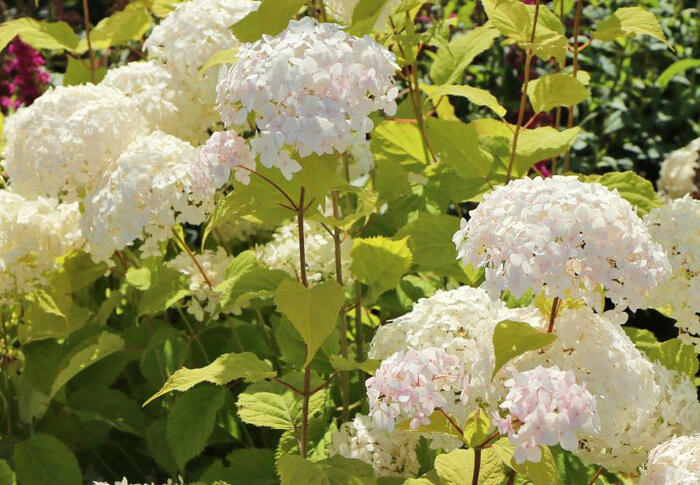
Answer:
[
  {"left": 81, "top": 131, "right": 213, "bottom": 262},
  {"left": 101, "top": 61, "right": 180, "bottom": 136},
  {"left": 0, "top": 190, "right": 83, "bottom": 301},
  {"left": 453, "top": 176, "right": 671, "bottom": 311},
  {"left": 216, "top": 17, "right": 398, "bottom": 179},
  {"left": 640, "top": 434, "right": 700, "bottom": 485},
  {"left": 516, "top": 306, "right": 700, "bottom": 471},
  {"left": 366, "top": 347, "right": 468, "bottom": 431},
  {"left": 166, "top": 247, "right": 233, "bottom": 321},
  {"left": 196, "top": 130, "right": 256, "bottom": 187},
  {"left": 345, "top": 137, "right": 375, "bottom": 185},
  {"left": 657, "top": 138, "right": 700, "bottom": 200},
  {"left": 2, "top": 84, "right": 148, "bottom": 201},
  {"left": 144, "top": 0, "right": 260, "bottom": 143},
  {"left": 645, "top": 196, "right": 700, "bottom": 349},
  {"left": 493, "top": 366, "right": 600, "bottom": 464},
  {"left": 255, "top": 220, "right": 352, "bottom": 283},
  {"left": 0, "top": 37, "right": 50, "bottom": 111},
  {"left": 329, "top": 414, "right": 420, "bottom": 477}
]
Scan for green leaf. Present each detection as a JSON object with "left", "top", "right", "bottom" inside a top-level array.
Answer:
[
  {"left": 231, "top": 0, "right": 306, "bottom": 43},
  {"left": 492, "top": 320, "right": 557, "bottom": 378},
  {"left": 278, "top": 455, "right": 377, "bottom": 485},
  {"left": 76, "top": 2, "right": 151, "bottom": 52},
  {"left": 276, "top": 418, "right": 333, "bottom": 464},
  {"left": 144, "top": 352, "right": 276, "bottom": 404},
  {"left": 310, "top": 185, "right": 378, "bottom": 231},
  {"left": 463, "top": 410, "right": 492, "bottom": 448},
  {"left": 0, "top": 460, "right": 15, "bottom": 485},
  {"left": 593, "top": 7, "right": 668, "bottom": 45},
  {"left": 216, "top": 250, "right": 291, "bottom": 308},
  {"left": 350, "top": 236, "right": 413, "bottom": 299},
  {"left": 526, "top": 73, "right": 590, "bottom": 113},
  {"left": 646, "top": 338, "right": 699, "bottom": 377},
  {"left": 136, "top": 260, "right": 190, "bottom": 317},
  {"left": 125, "top": 267, "right": 152, "bottom": 290},
  {"left": 396, "top": 410, "right": 464, "bottom": 441},
  {"left": 200, "top": 449, "right": 278, "bottom": 485},
  {"left": 63, "top": 56, "right": 106, "bottom": 85},
  {"left": 429, "top": 24, "right": 500, "bottom": 85},
  {"left": 67, "top": 387, "right": 146, "bottom": 436},
  {"left": 167, "top": 384, "right": 226, "bottom": 470},
  {"left": 347, "top": 0, "right": 393, "bottom": 36},
  {"left": 579, "top": 171, "right": 663, "bottom": 216},
  {"left": 514, "top": 446, "right": 559, "bottom": 485},
  {"left": 51, "top": 332, "right": 124, "bottom": 398},
  {"left": 148, "top": 0, "right": 183, "bottom": 17},
  {"left": 372, "top": 121, "right": 429, "bottom": 166},
  {"left": 514, "top": 126, "right": 582, "bottom": 174},
  {"left": 425, "top": 118, "right": 492, "bottom": 179},
  {"left": 330, "top": 355, "right": 379, "bottom": 374},
  {"left": 425, "top": 84, "right": 506, "bottom": 117},
  {"left": 237, "top": 391, "right": 299, "bottom": 430},
  {"left": 435, "top": 448, "right": 505, "bottom": 485},
  {"left": 623, "top": 327, "right": 660, "bottom": 355},
  {"left": 146, "top": 418, "right": 178, "bottom": 477},
  {"left": 657, "top": 58, "right": 700, "bottom": 89},
  {"left": 200, "top": 48, "right": 239, "bottom": 73},
  {"left": 13, "top": 434, "right": 82, "bottom": 485},
  {"left": 0, "top": 18, "right": 79, "bottom": 52},
  {"left": 274, "top": 279, "right": 344, "bottom": 366}
]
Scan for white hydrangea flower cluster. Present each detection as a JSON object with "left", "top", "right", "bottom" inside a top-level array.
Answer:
[
  {"left": 517, "top": 306, "right": 700, "bottom": 472},
  {"left": 0, "top": 190, "right": 84, "bottom": 301},
  {"left": 81, "top": 132, "right": 215, "bottom": 262},
  {"left": 369, "top": 286, "right": 536, "bottom": 413},
  {"left": 453, "top": 176, "right": 671, "bottom": 311},
  {"left": 640, "top": 434, "right": 700, "bottom": 485},
  {"left": 255, "top": 220, "right": 352, "bottom": 283},
  {"left": 492, "top": 366, "right": 600, "bottom": 464},
  {"left": 345, "top": 137, "right": 375, "bottom": 185},
  {"left": 166, "top": 247, "right": 232, "bottom": 321},
  {"left": 329, "top": 414, "right": 420, "bottom": 477},
  {"left": 645, "top": 196, "right": 700, "bottom": 349},
  {"left": 1, "top": 84, "right": 147, "bottom": 201},
  {"left": 197, "top": 131, "right": 256, "bottom": 186},
  {"left": 658, "top": 137, "right": 700, "bottom": 200},
  {"left": 216, "top": 17, "right": 399, "bottom": 179},
  {"left": 144, "top": 0, "right": 260, "bottom": 143},
  {"left": 101, "top": 61, "right": 180, "bottom": 136},
  {"left": 366, "top": 347, "right": 468, "bottom": 431}
]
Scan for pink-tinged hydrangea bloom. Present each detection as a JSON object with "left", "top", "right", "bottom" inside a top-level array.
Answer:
[
  {"left": 366, "top": 347, "right": 468, "bottom": 431},
  {"left": 640, "top": 434, "right": 700, "bottom": 485},
  {"left": 492, "top": 366, "right": 600, "bottom": 464},
  {"left": 216, "top": 17, "right": 398, "bottom": 180},
  {"left": 453, "top": 176, "right": 670, "bottom": 311},
  {"left": 196, "top": 130, "right": 256, "bottom": 187},
  {"left": 1, "top": 37, "right": 50, "bottom": 112}
]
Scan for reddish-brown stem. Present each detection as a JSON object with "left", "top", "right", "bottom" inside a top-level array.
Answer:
[
  {"left": 332, "top": 192, "right": 350, "bottom": 421},
  {"left": 310, "top": 370, "right": 340, "bottom": 395},
  {"left": 472, "top": 447, "right": 482, "bottom": 485},
  {"left": 296, "top": 187, "right": 312, "bottom": 458},
  {"left": 81, "top": 0, "right": 96, "bottom": 83},
  {"left": 115, "top": 250, "right": 129, "bottom": 271},
  {"left": 240, "top": 166, "right": 298, "bottom": 211},
  {"left": 171, "top": 228, "right": 213, "bottom": 289},
  {"left": 506, "top": 469, "right": 517, "bottom": 485},
  {"left": 272, "top": 377, "right": 303, "bottom": 395},
  {"left": 547, "top": 297, "right": 561, "bottom": 333},
  {"left": 588, "top": 465, "right": 604, "bottom": 484},
  {"left": 438, "top": 408, "right": 466, "bottom": 442},
  {"left": 505, "top": 0, "right": 541, "bottom": 182},
  {"left": 564, "top": 0, "right": 585, "bottom": 172}
]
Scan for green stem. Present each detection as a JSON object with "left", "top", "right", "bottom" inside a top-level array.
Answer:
[
  {"left": 563, "top": 0, "right": 584, "bottom": 172},
  {"left": 331, "top": 192, "right": 350, "bottom": 421},
  {"left": 81, "top": 0, "right": 96, "bottom": 83},
  {"left": 296, "top": 187, "right": 312, "bottom": 458}
]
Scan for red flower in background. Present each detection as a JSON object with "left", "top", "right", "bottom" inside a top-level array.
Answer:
[{"left": 1, "top": 37, "right": 51, "bottom": 113}]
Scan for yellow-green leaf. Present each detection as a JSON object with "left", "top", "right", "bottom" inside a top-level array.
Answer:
[
  {"left": 658, "top": 58, "right": 700, "bottom": 89},
  {"left": 231, "top": 0, "right": 306, "bottom": 43},
  {"left": 76, "top": 2, "right": 151, "bottom": 53},
  {"left": 144, "top": 352, "right": 276, "bottom": 405},
  {"left": 0, "top": 18, "right": 79, "bottom": 52},
  {"left": 435, "top": 448, "right": 505, "bottom": 485},
  {"left": 330, "top": 355, "right": 379, "bottom": 374},
  {"left": 429, "top": 24, "right": 500, "bottom": 85},
  {"left": 200, "top": 48, "right": 239, "bottom": 73},
  {"left": 274, "top": 279, "right": 344, "bottom": 367},
  {"left": 492, "top": 320, "right": 557, "bottom": 379},
  {"left": 526, "top": 72, "right": 590, "bottom": 113},
  {"left": 350, "top": 236, "right": 413, "bottom": 299},
  {"left": 278, "top": 455, "right": 376, "bottom": 485},
  {"left": 593, "top": 7, "right": 668, "bottom": 46},
  {"left": 425, "top": 84, "right": 506, "bottom": 117}
]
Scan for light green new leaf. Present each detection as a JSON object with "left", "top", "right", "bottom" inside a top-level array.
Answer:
[
  {"left": 647, "top": 338, "right": 699, "bottom": 377},
  {"left": 372, "top": 121, "right": 429, "bottom": 165},
  {"left": 275, "top": 279, "right": 344, "bottom": 366},
  {"left": 350, "top": 236, "right": 413, "bottom": 299},
  {"left": 347, "top": 0, "right": 392, "bottom": 36},
  {"left": 492, "top": 320, "right": 557, "bottom": 379},
  {"left": 0, "top": 18, "right": 79, "bottom": 52},
  {"left": 330, "top": 355, "right": 379, "bottom": 374},
  {"left": 514, "top": 126, "right": 582, "bottom": 174},
  {"left": 126, "top": 267, "right": 152, "bottom": 290},
  {"left": 200, "top": 48, "right": 238, "bottom": 73},
  {"left": 237, "top": 391, "right": 299, "bottom": 430},
  {"left": 148, "top": 0, "right": 183, "bottom": 17},
  {"left": 63, "top": 56, "right": 106, "bottom": 85},
  {"left": 429, "top": 24, "right": 500, "bottom": 85},
  {"left": 425, "top": 118, "right": 492, "bottom": 178},
  {"left": 231, "top": 0, "right": 306, "bottom": 43},
  {"left": 0, "top": 460, "right": 14, "bottom": 485},
  {"left": 580, "top": 171, "right": 663, "bottom": 216},
  {"left": 396, "top": 410, "right": 463, "bottom": 441},
  {"left": 167, "top": 385, "right": 226, "bottom": 470},
  {"left": 425, "top": 84, "right": 506, "bottom": 117},
  {"left": 593, "top": 7, "right": 668, "bottom": 45},
  {"left": 515, "top": 446, "right": 560, "bottom": 485},
  {"left": 76, "top": 2, "right": 151, "bottom": 52},
  {"left": 526, "top": 73, "right": 590, "bottom": 113},
  {"left": 435, "top": 448, "right": 505, "bottom": 485},
  {"left": 13, "top": 434, "right": 82, "bottom": 485},
  {"left": 463, "top": 410, "right": 492, "bottom": 448},
  {"left": 50, "top": 332, "right": 124, "bottom": 398},
  {"left": 216, "top": 250, "right": 291, "bottom": 308},
  {"left": 658, "top": 58, "right": 700, "bottom": 89},
  {"left": 145, "top": 352, "right": 276, "bottom": 404},
  {"left": 136, "top": 261, "right": 190, "bottom": 317},
  {"left": 278, "top": 455, "right": 377, "bottom": 485}
]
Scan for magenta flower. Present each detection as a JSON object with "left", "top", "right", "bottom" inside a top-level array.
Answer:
[{"left": 1, "top": 37, "right": 51, "bottom": 112}]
